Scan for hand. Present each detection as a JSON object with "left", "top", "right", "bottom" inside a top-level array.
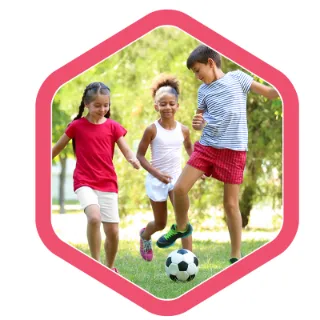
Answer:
[
  {"left": 155, "top": 170, "right": 173, "bottom": 184},
  {"left": 192, "top": 114, "right": 206, "bottom": 131},
  {"left": 128, "top": 158, "right": 140, "bottom": 169}
]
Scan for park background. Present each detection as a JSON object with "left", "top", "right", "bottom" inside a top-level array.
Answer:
[
  {"left": 51, "top": 26, "right": 283, "bottom": 297},
  {"left": 2, "top": 0, "right": 315, "bottom": 319}
]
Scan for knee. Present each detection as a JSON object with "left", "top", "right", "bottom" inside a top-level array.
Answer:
[
  {"left": 224, "top": 201, "right": 239, "bottom": 216},
  {"left": 154, "top": 221, "right": 167, "bottom": 231},
  {"left": 173, "top": 183, "right": 188, "bottom": 197},
  {"left": 87, "top": 214, "right": 101, "bottom": 226},
  {"left": 85, "top": 205, "right": 101, "bottom": 226}
]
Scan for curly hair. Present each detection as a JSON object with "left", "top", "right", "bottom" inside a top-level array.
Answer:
[{"left": 151, "top": 73, "right": 180, "bottom": 100}]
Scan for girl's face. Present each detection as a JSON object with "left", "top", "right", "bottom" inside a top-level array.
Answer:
[
  {"left": 155, "top": 94, "right": 179, "bottom": 119},
  {"left": 85, "top": 94, "right": 110, "bottom": 118}
]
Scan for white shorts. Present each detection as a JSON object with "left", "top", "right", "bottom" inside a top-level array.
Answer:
[
  {"left": 75, "top": 186, "right": 119, "bottom": 223},
  {"left": 145, "top": 174, "right": 179, "bottom": 202}
]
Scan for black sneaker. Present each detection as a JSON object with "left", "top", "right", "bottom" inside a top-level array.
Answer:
[
  {"left": 229, "top": 254, "right": 243, "bottom": 264},
  {"left": 156, "top": 223, "right": 193, "bottom": 248},
  {"left": 229, "top": 258, "right": 239, "bottom": 264}
]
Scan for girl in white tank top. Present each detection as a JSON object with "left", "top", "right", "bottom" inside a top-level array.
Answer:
[
  {"left": 136, "top": 74, "right": 194, "bottom": 261},
  {"left": 150, "top": 120, "right": 184, "bottom": 180}
]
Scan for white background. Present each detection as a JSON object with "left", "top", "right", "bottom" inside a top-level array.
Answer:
[{"left": 1, "top": 1, "right": 318, "bottom": 319}]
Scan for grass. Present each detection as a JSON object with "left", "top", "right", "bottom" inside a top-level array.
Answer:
[
  {"left": 52, "top": 199, "right": 79, "bottom": 205},
  {"left": 73, "top": 238, "right": 268, "bottom": 299}
]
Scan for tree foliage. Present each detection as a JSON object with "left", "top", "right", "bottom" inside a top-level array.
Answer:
[{"left": 52, "top": 27, "right": 282, "bottom": 225}]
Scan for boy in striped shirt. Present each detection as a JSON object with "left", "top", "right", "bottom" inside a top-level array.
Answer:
[{"left": 156, "top": 45, "right": 279, "bottom": 264}]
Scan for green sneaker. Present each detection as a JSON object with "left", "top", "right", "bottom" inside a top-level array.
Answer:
[{"left": 156, "top": 223, "right": 193, "bottom": 248}]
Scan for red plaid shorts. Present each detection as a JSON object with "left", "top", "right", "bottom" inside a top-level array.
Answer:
[{"left": 187, "top": 142, "right": 247, "bottom": 184}]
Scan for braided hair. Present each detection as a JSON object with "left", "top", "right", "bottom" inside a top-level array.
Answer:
[{"left": 72, "top": 82, "right": 111, "bottom": 153}]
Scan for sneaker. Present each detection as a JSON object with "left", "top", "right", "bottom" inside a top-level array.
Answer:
[
  {"left": 139, "top": 228, "right": 153, "bottom": 261},
  {"left": 229, "top": 258, "right": 239, "bottom": 264},
  {"left": 156, "top": 223, "right": 193, "bottom": 248},
  {"left": 111, "top": 267, "right": 119, "bottom": 274}
]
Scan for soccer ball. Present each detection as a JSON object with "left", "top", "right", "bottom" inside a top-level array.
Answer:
[{"left": 165, "top": 249, "right": 199, "bottom": 282}]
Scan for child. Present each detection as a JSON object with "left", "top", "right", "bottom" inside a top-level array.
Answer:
[
  {"left": 52, "top": 82, "right": 140, "bottom": 273},
  {"left": 136, "top": 74, "right": 194, "bottom": 261},
  {"left": 156, "top": 45, "right": 279, "bottom": 264}
]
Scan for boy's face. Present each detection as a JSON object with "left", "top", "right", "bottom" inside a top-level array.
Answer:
[{"left": 191, "top": 61, "right": 215, "bottom": 84}]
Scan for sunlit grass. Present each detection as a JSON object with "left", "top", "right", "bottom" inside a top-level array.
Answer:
[{"left": 74, "top": 239, "right": 268, "bottom": 299}]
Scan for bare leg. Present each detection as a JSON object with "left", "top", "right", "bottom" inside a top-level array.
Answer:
[
  {"left": 102, "top": 222, "right": 119, "bottom": 268},
  {"left": 173, "top": 165, "right": 204, "bottom": 231},
  {"left": 168, "top": 191, "right": 192, "bottom": 251},
  {"left": 224, "top": 183, "right": 242, "bottom": 259},
  {"left": 142, "top": 200, "right": 167, "bottom": 240},
  {"left": 85, "top": 204, "right": 102, "bottom": 261}
]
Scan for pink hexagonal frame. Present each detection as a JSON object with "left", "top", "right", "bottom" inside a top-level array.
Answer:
[{"left": 36, "top": 9, "right": 299, "bottom": 316}]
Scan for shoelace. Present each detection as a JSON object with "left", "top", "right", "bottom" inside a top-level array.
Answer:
[
  {"left": 164, "top": 226, "right": 178, "bottom": 240},
  {"left": 142, "top": 239, "right": 152, "bottom": 252}
]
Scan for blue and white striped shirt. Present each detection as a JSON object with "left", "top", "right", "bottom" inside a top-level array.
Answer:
[{"left": 198, "top": 70, "right": 253, "bottom": 151}]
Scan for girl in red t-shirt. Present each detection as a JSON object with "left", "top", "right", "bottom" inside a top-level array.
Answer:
[{"left": 52, "top": 82, "right": 140, "bottom": 273}]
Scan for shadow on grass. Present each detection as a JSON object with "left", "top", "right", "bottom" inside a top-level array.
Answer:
[{"left": 73, "top": 239, "right": 268, "bottom": 299}]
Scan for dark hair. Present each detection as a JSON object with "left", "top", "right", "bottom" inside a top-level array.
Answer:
[
  {"left": 186, "top": 44, "right": 221, "bottom": 69},
  {"left": 72, "top": 82, "right": 111, "bottom": 153},
  {"left": 150, "top": 73, "right": 180, "bottom": 99}
]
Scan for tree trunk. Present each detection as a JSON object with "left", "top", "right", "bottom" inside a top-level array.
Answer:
[
  {"left": 239, "top": 155, "right": 260, "bottom": 228},
  {"left": 239, "top": 185, "right": 255, "bottom": 228},
  {"left": 58, "top": 155, "right": 67, "bottom": 214}
]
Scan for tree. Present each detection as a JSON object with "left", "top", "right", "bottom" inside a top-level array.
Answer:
[
  {"left": 52, "top": 97, "right": 74, "bottom": 213},
  {"left": 52, "top": 27, "right": 282, "bottom": 227}
]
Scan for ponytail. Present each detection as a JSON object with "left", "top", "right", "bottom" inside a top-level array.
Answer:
[{"left": 71, "top": 88, "right": 88, "bottom": 153}]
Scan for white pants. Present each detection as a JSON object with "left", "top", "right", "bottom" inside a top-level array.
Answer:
[
  {"left": 75, "top": 186, "right": 119, "bottom": 223},
  {"left": 145, "top": 174, "right": 179, "bottom": 202}
]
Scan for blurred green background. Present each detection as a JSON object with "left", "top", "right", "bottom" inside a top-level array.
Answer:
[{"left": 52, "top": 26, "right": 282, "bottom": 230}]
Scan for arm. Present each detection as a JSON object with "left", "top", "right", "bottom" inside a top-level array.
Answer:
[
  {"left": 192, "top": 108, "right": 206, "bottom": 131},
  {"left": 250, "top": 80, "right": 279, "bottom": 100},
  {"left": 52, "top": 134, "right": 71, "bottom": 159},
  {"left": 181, "top": 125, "right": 193, "bottom": 156},
  {"left": 116, "top": 136, "right": 140, "bottom": 169},
  {"left": 190, "top": 113, "right": 208, "bottom": 180},
  {"left": 136, "top": 125, "right": 172, "bottom": 183}
]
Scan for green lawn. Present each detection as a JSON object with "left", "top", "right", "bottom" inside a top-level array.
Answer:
[
  {"left": 74, "top": 239, "right": 268, "bottom": 299},
  {"left": 52, "top": 199, "right": 79, "bottom": 205}
]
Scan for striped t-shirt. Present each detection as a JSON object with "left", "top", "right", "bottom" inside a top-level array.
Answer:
[{"left": 198, "top": 70, "right": 253, "bottom": 151}]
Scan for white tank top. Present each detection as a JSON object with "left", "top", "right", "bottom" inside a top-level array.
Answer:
[{"left": 150, "top": 120, "right": 184, "bottom": 178}]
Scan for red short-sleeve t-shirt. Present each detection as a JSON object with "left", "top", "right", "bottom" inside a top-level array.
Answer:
[{"left": 65, "top": 117, "right": 127, "bottom": 193}]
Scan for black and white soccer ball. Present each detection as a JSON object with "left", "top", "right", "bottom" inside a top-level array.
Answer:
[{"left": 165, "top": 249, "right": 199, "bottom": 282}]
